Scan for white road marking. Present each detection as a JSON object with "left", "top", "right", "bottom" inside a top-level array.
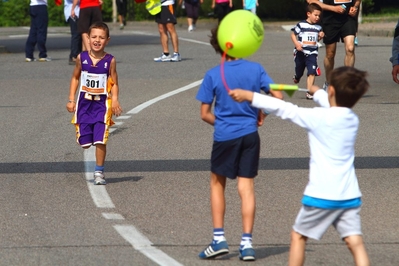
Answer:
[
  {"left": 114, "top": 225, "right": 184, "bottom": 266},
  {"left": 282, "top": 25, "right": 295, "bottom": 31},
  {"left": 83, "top": 77, "right": 202, "bottom": 265},
  {"left": 115, "top": 115, "right": 131, "bottom": 119},
  {"left": 84, "top": 146, "right": 115, "bottom": 208},
  {"left": 102, "top": 212, "right": 125, "bottom": 220},
  {"left": 127, "top": 80, "right": 203, "bottom": 114}
]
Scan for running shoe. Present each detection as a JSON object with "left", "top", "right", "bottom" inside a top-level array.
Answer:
[
  {"left": 25, "top": 58, "right": 36, "bottom": 62},
  {"left": 154, "top": 54, "right": 171, "bottom": 62},
  {"left": 39, "top": 57, "right": 52, "bottom": 62},
  {"left": 306, "top": 91, "right": 313, "bottom": 100},
  {"left": 171, "top": 52, "right": 181, "bottom": 62},
  {"left": 198, "top": 240, "right": 229, "bottom": 259},
  {"left": 239, "top": 245, "right": 256, "bottom": 261},
  {"left": 94, "top": 171, "right": 106, "bottom": 185},
  {"left": 293, "top": 75, "right": 300, "bottom": 84}
]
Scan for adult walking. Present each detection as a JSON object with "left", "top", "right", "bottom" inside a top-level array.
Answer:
[
  {"left": 307, "top": 0, "right": 361, "bottom": 90},
  {"left": 178, "top": 0, "right": 203, "bottom": 32},
  {"left": 64, "top": 0, "right": 82, "bottom": 65},
  {"left": 71, "top": 0, "right": 102, "bottom": 51},
  {"left": 116, "top": 0, "right": 128, "bottom": 29},
  {"left": 25, "top": 0, "right": 51, "bottom": 62},
  {"left": 390, "top": 19, "right": 399, "bottom": 84},
  {"left": 153, "top": 0, "right": 181, "bottom": 62}
]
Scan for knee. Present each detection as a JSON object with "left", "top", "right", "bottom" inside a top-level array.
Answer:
[
  {"left": 346, "top": 45, "right": 355, "bottom": 55},
  {"left": 344, "top": 235, "right": 363, "bottom": 250}
]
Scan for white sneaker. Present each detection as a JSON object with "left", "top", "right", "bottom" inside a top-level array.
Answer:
[
  {"left": 39, "top": 57, "right": 52, "bottom": 62},
  {"left": 154, "top": 54, "right": 171, "bottom": 62},
  {"left": 317, "top": 42, "right": 323, "bottom": 48},
  {"left": 171, "top": 52, "right": 181, "bottom": 62},
  {"left": 188, "top": 25, "right": 194, "bottom": 32},
  {"left": 94, "top": 171, "right": 106, "bottom": 185},
  {"left": 25, "top": 58, "right": 36, "bottom": 62}
]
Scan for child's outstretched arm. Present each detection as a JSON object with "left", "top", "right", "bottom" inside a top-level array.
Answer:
[
  {"left": 66, "top": 54, "right": 82, "bottom": 113},
  {"left": 228, "top": 89, "right": 254, "bottom": 103},
  {"left": 109, "top": 57, "right": 122, "bottom": 116}
]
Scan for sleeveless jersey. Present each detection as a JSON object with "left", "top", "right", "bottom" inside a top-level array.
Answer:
[
  {"left": 292, "top": 20, "right": 323, "bottom": 55},
  {"left": 71, "top": 51, "right": 115, "bottom": 126}
]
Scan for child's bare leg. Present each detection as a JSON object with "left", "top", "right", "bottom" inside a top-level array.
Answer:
[
  {"left": 95, "top": 144, "right": 106, "bottom": 167},
  {"left": 210, "top": 172, "right": 226, "bottom": 228},
  {"left": 307, "top": 74, "right": 315, "bottom": 91},
  {"left": 237, "top": 177, "right": 255, "bottom": 233},
  {"left": 344, "top": 235, "right": 370, "bottom": 266},
  {"left": 289, "top": 230, "right": 308, "bottom": 266}
]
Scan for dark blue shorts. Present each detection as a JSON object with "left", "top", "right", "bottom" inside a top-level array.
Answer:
[
  {"left": 211, "top": 131, "right": 260, "bottom": 179},
  {"left": 294, "top": 52, "right": 319, "bottom": 78}
]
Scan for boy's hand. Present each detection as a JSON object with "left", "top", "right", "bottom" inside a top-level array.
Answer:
[
  {"left": 112, "top": 100, "right": 122, "bottom": 116},
  {"left": 308, "top": 85, "right": 320, "bottom": 95},
  {"left": 229, "top": 89, "right": 254, "bottom": 103},
  {"left": 66, "top": 101, "right": 76, "bottom": 113}
]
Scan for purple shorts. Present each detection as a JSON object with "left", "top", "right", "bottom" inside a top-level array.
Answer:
[{"left": 76, "top": 122, "right": 109, "bottom": 147}]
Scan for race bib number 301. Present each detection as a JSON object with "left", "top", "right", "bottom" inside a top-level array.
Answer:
[{"left": 80, "top": 72, "right": 107, "bottom": 95}]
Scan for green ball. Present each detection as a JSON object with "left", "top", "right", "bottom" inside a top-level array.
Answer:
[{"left": 217, "top": 10, "right": 264, "bottom": 58}]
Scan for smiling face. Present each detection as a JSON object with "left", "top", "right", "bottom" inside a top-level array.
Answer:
[{"left": 88, "top": 28, "right": 110, "bottom": 53}]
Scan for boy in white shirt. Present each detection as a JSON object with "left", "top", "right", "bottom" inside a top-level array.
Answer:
[{"left": 228, "top": 66, "right": 370, "bottom": 266}]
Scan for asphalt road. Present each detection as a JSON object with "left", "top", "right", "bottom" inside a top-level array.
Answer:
[{"left": 0, "top": 21, "right": 398, "bottom": 265}]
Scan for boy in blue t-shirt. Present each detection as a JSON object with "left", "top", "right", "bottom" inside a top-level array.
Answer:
[{"left": 195, "top": 26, "right": 283, "bottom": 261}]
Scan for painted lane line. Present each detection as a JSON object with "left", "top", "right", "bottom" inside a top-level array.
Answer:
[
  {"left": 115, "top": 115, "right": 131, "bottom": 119},
  {"left": 177, "top": 37, "right": 210, "bottom": 46},
  {"left": 127, "top": 80, "right": 203, "bottom": 115},
  {"left": 114, "top": 225, "right": 184, "bottom": 266},
  {"left": 84, "top": 146, "right": 115, "bottom": 208},
  {"left": 102, "top": 212, "right": 125, "bottom": 220}
]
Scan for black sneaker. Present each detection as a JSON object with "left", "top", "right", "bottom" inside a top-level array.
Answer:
[{"left": 293, "top": 75, "right": 300, "bottom": 84}]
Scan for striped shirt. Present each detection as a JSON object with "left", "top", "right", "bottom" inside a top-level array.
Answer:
[{"left": 291, "top": 20, "right": 322, "bottom": 55}]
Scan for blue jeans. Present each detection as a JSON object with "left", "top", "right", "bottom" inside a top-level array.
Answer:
[{"left": 25, "top": 4, "right": 48, "bottom": 59}]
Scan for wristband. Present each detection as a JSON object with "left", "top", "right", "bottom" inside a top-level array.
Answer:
[{"left": 68, "top": 100, "right": 76, "bottom": 103}]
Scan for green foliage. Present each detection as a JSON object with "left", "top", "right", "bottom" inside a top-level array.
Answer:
[
  {"left": 0, "top": 0, "right": 30, "bottom": 26},
  {"left": 0, "top": 0, "right": 395, "bottom": 26}
]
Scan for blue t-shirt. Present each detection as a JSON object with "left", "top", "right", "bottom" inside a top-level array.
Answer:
[
  {"left": 244, "top": 0, "right": 256, "bottom": 10},
  {"left": 196, "top": 59, "right": 274, "bottom": 141}
]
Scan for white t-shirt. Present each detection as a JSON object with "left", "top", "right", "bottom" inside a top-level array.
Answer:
[
  {"left": 30, "top": 0, "right": 47, "bottom": 6},
  {"left": 251, "top": 90, "right": 362, "bottom": 201}
]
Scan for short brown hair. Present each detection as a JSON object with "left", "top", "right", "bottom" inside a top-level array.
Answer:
[
  {"left": 88, "top": 22, "right": 110, "bottom": 38},
  {"left": 307, "top": 3, "right": 322, "bottom": 14},
  {"left": 330, "top": 66, "right": 369, "bottom": 108},
  {"left": 209, "top": 26, "right": 235, "bottom": 60}
]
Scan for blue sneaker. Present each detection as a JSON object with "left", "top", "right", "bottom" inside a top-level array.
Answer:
[
  {"left": 239, "top": 245, "right": 255, "bottom": 261},
  {"left": 198, "top": 240, "right": 229, "bottom": 259}
]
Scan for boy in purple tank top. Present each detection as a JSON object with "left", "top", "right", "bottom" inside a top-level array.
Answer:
[{"left": 66, "top": 22, "right": 122, "bottom": 185}]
